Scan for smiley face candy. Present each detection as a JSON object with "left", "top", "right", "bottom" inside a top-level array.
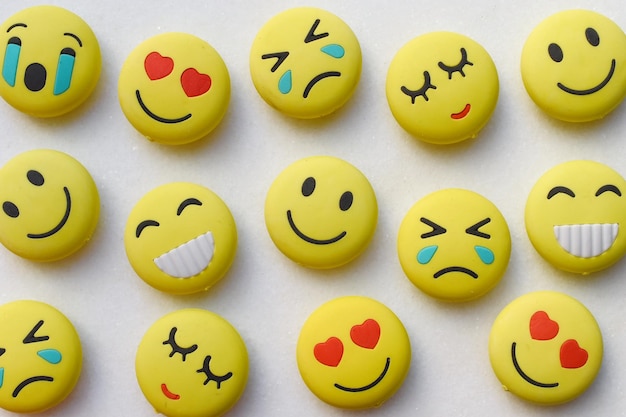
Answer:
[
  {"left": 250, "top": 7, "right": 362, "bottom": 118},
  {"left": 136, "top": 309, "right": 248, "bottom": 417},
  {"left": 521, "top": 10, "right": 626, "bottom": 122},
  {"left": 0, "top": 149, "right": 100, "bottom": 262},
  {"left": 386, "top": 32, "right": 499, "bottom": 144},
  {"left": 489, "top": 291, "right": 602, "bottom": 405},
  {"left": 264, "top": 156, "right": 377, "bottom": 269},
  {"left": 525, "top": 160, "right": 626, "bottom": 274},
  {"left": 0, "top": 300, "right": 82, "bottom": 413},
  {"left": 297, "top": 296, "right": 411, "bottom": 409},
  {"left": 124, "top": 182, "right": 237, "bottom": 294},
  {"left": 0, "top": 6, "right": 101, "bottom": 117},
  {"left": 397, "top": 189, "right": 511, "bottom": 302},
  {"left": 118, "top": 33, "right": 230, "bottom": 145}
]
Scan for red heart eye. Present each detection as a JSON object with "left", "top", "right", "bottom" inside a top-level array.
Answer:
[
  {"left": 180, "top": 68, "right": 212, "bottom": 97},
  {"left": 529, "top": 311, "right": 559, "bottom": 340},
  {"left": 350, "top": 319, "right": 381, "bottom": 349},
  {"left": 560, "top": 339, "right": 589, "bottom": 369},
  {"left": 144, "top": 52, "right": 174, "bottom": 80},
  {"left": 314, "top": 337, "right": 343, "bottom": 367}
]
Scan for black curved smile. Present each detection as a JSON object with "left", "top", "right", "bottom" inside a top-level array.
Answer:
[
  {"left": 334, "top": 357, "right": 391, "bottom": 392},
  {"left": 511, "top": 342, "right": 559, "bottom": 388},
  {"left": 433, "top": 266, "right": 478, "bottom": 279},
  {"left": 557, "top": 59, "right": 616, "bottom": 95},
  {"left": 303, "top": 71, "right": 341, "bottom": 98},
  {"left": 12, "top": 375, "right": 54, "bottom": 397},
  {"left": 135, "top": 90, "right": 192, "bottom": 123},
  {"left": 27, "top": 187, "right": 71, "bottom": 239},
  {"left": 286, "top": 210, "right": 346, "bottom": 245}
]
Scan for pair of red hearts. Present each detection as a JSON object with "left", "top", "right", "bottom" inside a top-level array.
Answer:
[
  {"left": 529, "top": 310, "right": 589, "bottom": 369},
  {"left": 314, "top": 319, "right": 381, "bottom": 367},
  {"left": 144, "top": 52, "right": 212, "bottom": 98}
]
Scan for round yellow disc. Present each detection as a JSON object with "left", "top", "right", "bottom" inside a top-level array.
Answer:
[
  {"left": 525, "top": 160, "right": 626, "bottom": 274},
  {"left": 264, "top": 156, "right": 377, "bottom": 269},
  {"left": 297, "top": 296, "right": 411, "bottom": 409},
  {"left": 0, "top": 300, "right": 82, "bottom": 413},
  {"left": 124, "top": 182, "right": 237, "bottom": 294},
  {"left": 397, "top": 189, "right": 511, "bottom": 302},
  {"left": 521, "top": 9, "right": 626, "bottom": 122},
  {"left": 0, "top": 5, "right": 101, "bottom": 117},
  {"left": 118, "top": 32, "right": 230, "bottom": 145},
  {"left": 0, "top": 149, "right": 100, "bottom": 262},
  {"left": 136, "top": 309, "right": 248, "bottom": 417},
  {"left": 386, "top": 31, "right": 499, "bottom": 144},
  {"left": 489, "top": 291, "right": 603, "bottom": 405},
  {"left": 250, "top": 7, "right": 362, "bottom": 118}
]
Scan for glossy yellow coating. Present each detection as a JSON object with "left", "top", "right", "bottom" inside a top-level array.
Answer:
[
  {"left": 0, "top": 300, "right": 82, "bottom": 413},
  {"left": 250, "top": 7, "right": 361, "bottom": 118},
  {"left": 521, "top": 10, "right": 626, "bottom": 122},
  {"left": 118, "top": 32, "right": 230, "bottom": 145},
  {"left": 525, "top": 160, "right": 626, "bottom": 274},
  {"left": 297, "top": 296, "right": 411, "bottom": 409},
  {"left": 136, "top": 309, "right": 248, "bottom": 417},
  {"left": 397, "top": 189, "right": 510, "bottom": 302},
  {"left": 264, "top": 156, "right": 377, "bottom": 269},
  {"left": 0, "top": 6, "right": 101, "bottom": 117},
  {"left": 124, "top": 182, "right": 237, "bottom": 294},
  {"left": 0, "top": 149, "right": 100, "bottom": 262},
  {"left": 386, "top": 32, "right": 499, "bottom": 144},
  {"left": 489, "top": 291, "right": 602, "bottom": 405}
]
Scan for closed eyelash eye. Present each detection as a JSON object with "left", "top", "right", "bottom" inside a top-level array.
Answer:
[
  {"left": 196, "top": 355, "right": 233, "bottom": 388},
  {"left": 163, "top": 327, "right": 197, "bottom": 361},
  {"left": 438, "top": 47, "right": 473, "bottom": 79},
  {"left": 401, "top": 71, "right": 437, "bottom": 103}
]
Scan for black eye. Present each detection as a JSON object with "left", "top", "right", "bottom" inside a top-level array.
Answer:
[
  {"left": 586, "top": 27, "right": 600, "bottom": 46},
  {"left": 466, "top": 218, "right": 491, "bottom": 239},
  {"left": 401, "top": 71, "right": 437, "bottom": 103},
  {"left": 548, "top": 43, "right": 563, "bottom": 62},
  {"left": 27, "top": 170, "right": 44, "bottom": 186},
  {"left": 0, "top": 348, "right": 5, "bottom": 356},
  {"left": 3, "top": 201, "right": 19, "bottom": 218},
  {"left": 438, "top": 47, "right": 474, "bottom": 79},
  {"left": 302, "top": 177, "right": 316, "bottom": 197},
  {"left": 420, "top": 217, "right": 447, "bottom": 239},
  {"left": 547, "top": 186, "right": 575, "bottom": 199},
  {"left": 196, "top": 355, "right": 233, "bottom": 388},
  {"left": 136, "top": 220, "right": 160, "bottom": 238},
  {"left": 339, "top": 191, "right": 353, "bottom": 211},
  {"left": 596, "top": 184, "right": 621, "bottom": 197},
  {"left": 163, "top": 327, "right": 197, "bottom": 362}
]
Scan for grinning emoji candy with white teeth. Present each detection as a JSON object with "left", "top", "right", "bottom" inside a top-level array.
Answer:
[
  {"left": 525, "top": 160, "right": 626, "bottom": 274},
  {"left": 124, "top": 183, "right": 237, "bottom": 294}
]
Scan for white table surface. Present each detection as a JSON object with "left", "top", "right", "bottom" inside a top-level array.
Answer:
[{"left": 1, "top": 0, "right": 626, "bottom": 416}]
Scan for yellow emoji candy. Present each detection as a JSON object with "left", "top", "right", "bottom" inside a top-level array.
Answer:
[
  {"left": 250, "top": 7, "right": 362, "bottom": 118},
  {"left": 386, "top": 31, "right": 499, "bottom": 144},
  {"left": 118, "top": 32, "right": 230, "bottom": 145},
  {"left": 0, "top": 149, "right": 100, "bottom": 262},
  {"left": 525, "top": 160, "right": 626, "bottom": 274},
  {"left": 397, "top": 189, "right": 511, "bottom": 302},
  {"left": 136, "top": 309, "right": 248, "bottom": 417},
  {"left": 0, "top": 300, "right": 82, "bottom": 413},
  {"left": 297, "top": 296, "right": 411, "bottom": 409},
  {"left": 0, "top": 5, "right": 101, "bottom": 117},
  {"left": 489, "top": 291, "right": 602, "bottom": 405},
  {"left": 124, "top": 182, "right": 237, "bottom": 294},
  {"left": 521, "top": 9, "right": 626, "bottom": 122}
]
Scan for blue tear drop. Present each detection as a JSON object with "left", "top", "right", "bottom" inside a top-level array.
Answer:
[
  {"left": 475, "top": 246, "right": 495, "bottom": 265},
  {"left": 0, "top": 368, "right": 4, "bottom": 388},
  {"left": 417, "top": 245, "right": 438, "bottom": 264},
  {"left": 38, "top": 349, "right": 62, "bottom": 364},
  {"left": 321, "top": 44, "right": 345, "bottom": 59},
  {"left": 278, "top": 70, "right": 292, "bottom": 94}
]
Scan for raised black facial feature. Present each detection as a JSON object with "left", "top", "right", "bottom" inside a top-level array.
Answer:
[
  {"left": 401, "top": 71, "right": 437, "bottom": 103},
  {"left": 163, "top": 327, "right": 198, "bottom": 362},
  {"left": 420, "top": 217, "right": 447, "bottom": 239},
  {"left": 23, "top": 320, "right": 49, "bottom": 344},
  {"left": 196, "top": 355, "right": 233, "bottom": 388},
  {"left": 438, "top": 47, "right": 473, "bottom": 79}
]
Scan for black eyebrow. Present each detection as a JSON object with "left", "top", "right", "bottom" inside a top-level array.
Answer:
[
  {"left": 547, "top": 186, "right": 575, "bottom": 199},
  {"left": 136, "top": 220, "right": 160, "bottom": 238},
  {"left": 177, "top": 198, "right": 202, "bottom": 216},
  {"left": 7, "top": 23, "right": 27, "bottom": 33},
  {"left": 23, "top": 320, "right": 49, "bottom": 344},
  {"left": 596, "top": 184, "right": 622, "bottom": 197},
  {"left": 63, "top": 32, "right": 82, "bottom": 47}
]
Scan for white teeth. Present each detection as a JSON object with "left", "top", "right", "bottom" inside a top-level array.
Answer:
[
  {"left": 153, "top": 232, "right": 214, "bottom": 278},
  {"left": 553, "top": 224, "right": 618, "bottom": 258}
]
